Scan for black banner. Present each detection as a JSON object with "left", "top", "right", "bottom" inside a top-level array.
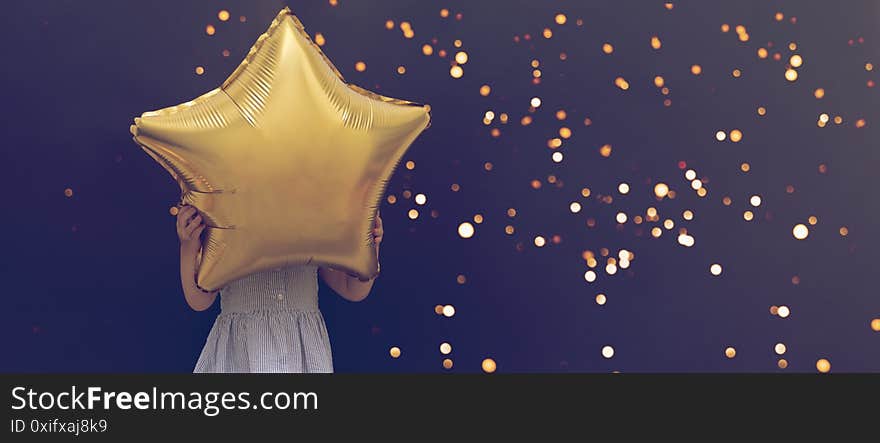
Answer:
[{"left": 3, "top": 374, "right": 878, "bottom": 440}]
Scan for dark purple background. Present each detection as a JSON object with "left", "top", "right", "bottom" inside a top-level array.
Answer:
[{"left": 2, "top": 0, "right": 878, "bottom": 372}]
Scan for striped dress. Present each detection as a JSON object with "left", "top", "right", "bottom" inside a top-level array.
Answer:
[{"left": 193, "top": 264, "right": 334, "bottom": 373}]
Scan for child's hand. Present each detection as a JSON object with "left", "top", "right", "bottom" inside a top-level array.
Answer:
[
  {"left": 176, "top": 205, "right": 206, "bottom": 253},
  {"left": 372, "top": 210, "right": 383, "bottom": 252}
]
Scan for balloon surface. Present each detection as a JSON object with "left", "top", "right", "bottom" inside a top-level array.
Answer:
[{"left": 130, "top": 8, "right": 431, "bottom": 291}]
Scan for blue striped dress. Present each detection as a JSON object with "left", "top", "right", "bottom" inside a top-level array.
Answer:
[{"left": 193, "top": 264, "right": 334, "bottom": 373}]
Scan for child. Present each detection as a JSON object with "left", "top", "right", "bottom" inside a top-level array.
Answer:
[{"left": 175, "top": 204, "right": 383, "bottom": 373}]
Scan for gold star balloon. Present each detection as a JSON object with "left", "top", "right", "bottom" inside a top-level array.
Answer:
[{"left": 130, "top": 8, "right": 431, "bottom": 291}]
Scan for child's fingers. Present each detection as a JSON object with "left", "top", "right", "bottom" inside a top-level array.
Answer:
[
  {"left": 176, "top": 207, "right": 192, "bottom": 228},
  {"left": 185, "top": 219, "right": 202, "bottom": 237},
  {"left": 179, "top": 205, "right": 194, "bottom": 219},
  {"left": 186, "top": 215, "right": 201, "bottom": 230}
]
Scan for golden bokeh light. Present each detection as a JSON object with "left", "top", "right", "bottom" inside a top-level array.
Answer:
[
  {"left": 450, "top": 65, "right": 463, "bottom": 78},
  {"left": 439, "top": 342, "right": 452, "bottom": 355},
  {"left": 710, "top": 264, "right": 722, "bottom": 276},
  {"left": 482, "top": 358, "right": 497, "bottom": 373},
  {"left": 691, "top": 64, "right": 702, "bottom": 75},
  {"left": 559, "top": 127, "right": 572, "bottom": 138},
  {"left": 725, "top": 347, "right": 736, "bottom": 358},
  {"left": 584, "top": 270, "right": 597, "bottom": 283},
  {"left": 596, "top": 294, "right": 607, "bottom": 305},
  {"left": 816, "top": 358, "right": 831, "bottom": 373},
  {"left": 442, "top": 305, "right": 455, "bottom": 317},
  {"left": 601, "top": 346, "right": 614, "bottom": 359},
  {"left": 729, "top": 129, "right": 742, "bottom": 142},
  {"left": 443, "top": 359, "right": 453, "bottom": 369},
  {"left": 218, "top": 10, "right": 230, "bottom": 21},
  {"left": 458, "top": 222, "right": 475, "bottom": 239},
  {"left": 778, "top": 306, "right": 791, "bottom": 318},
  {"left": 775, "top": 343, "right": 787, "bottom": 355},
  {"left": 354, "top": 61, "right": 366, "bottom": 72},
  {"left": 654, "top": 183, "right": 669, "bottom": 198},
  {"left": 651, "top": 36, "right": 662, "bottom": 50},
  {"left": 677, "top": 234, "right": 695, "bottom": 247},
  {"left": 792, "top": 223, "right": 809, "bottom": 240},
  {"left": 390, "top": 347, "right": 401, "bottom": 358}
]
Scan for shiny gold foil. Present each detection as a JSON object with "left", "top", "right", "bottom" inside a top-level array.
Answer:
[{"left": 130, "top": 8, "right": 431, "bottom": 291}]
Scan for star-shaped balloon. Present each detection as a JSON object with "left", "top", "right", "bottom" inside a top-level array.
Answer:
[{"left": 130, "top": 8, "right": 431, "bottom": 291}]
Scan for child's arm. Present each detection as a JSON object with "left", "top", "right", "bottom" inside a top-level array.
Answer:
[
  {"left": 319, "top": 267, "right": 377, "bottom": 302},
  {"left": 177, "top": 205, "right": 218, "bottom": 311},
  {"left": 318, "top": 211, "right": 384, "bottom": 302}
]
